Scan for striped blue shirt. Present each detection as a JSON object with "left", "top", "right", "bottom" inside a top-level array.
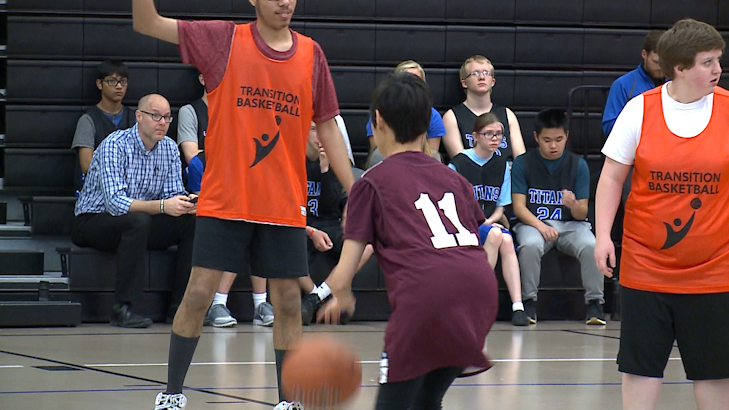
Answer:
[{"left": 75, "top": 123, "right": 185, "bottom": 216}]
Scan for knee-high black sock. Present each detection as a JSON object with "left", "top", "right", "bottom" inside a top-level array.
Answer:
[
  {"left": 275, "top": 349, "right": 287, "bottom": 402},
  {"left": 167, "top": 332, "right": 200, "bottom": 393}
]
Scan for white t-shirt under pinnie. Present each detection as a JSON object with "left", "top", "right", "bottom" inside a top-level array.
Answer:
[{"left": 602, "top": 84, "right": 714, "bottom": 164}]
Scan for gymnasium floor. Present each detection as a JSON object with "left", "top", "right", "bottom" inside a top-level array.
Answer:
[{"left": 0, "top": 321, "right": 693, "bottom": 410}]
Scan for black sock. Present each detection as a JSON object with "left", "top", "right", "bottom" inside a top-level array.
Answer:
[
  {"left": 275, "top": 349, "right": 287, "bottom": 402},
  {"left": 166, "top": 332, "right": 200, "bottom": 393}
]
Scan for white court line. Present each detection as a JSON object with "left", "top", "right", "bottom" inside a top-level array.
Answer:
[
  {"left": 0, "top": 365, "right": 24, "bottom": 369},
  {"left": 84, "top": 358, "right": 681, "bottom": 368}
]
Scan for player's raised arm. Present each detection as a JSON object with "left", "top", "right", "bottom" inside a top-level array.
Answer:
[{"left": 132, "top": 0, "right": 179, "bottom": 45}]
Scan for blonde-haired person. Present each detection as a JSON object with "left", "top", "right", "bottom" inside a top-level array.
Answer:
[
  {"left": 442, "top": 55, "right": 525, "bottom": 162},
  {"left": 596, "top": 19, "right": 729, "bottom": 410},
  {"left": 448, "top": 112, "right": 528, "bottom": 326},
  {"left": 366, "top": 60, "right": 446, "bottom": 167}
]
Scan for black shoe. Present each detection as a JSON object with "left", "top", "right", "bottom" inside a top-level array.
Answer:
[
  {"left": 511, "top": 310, "right": 530, "bottom": 326},
  {"left": 586, "top": 300, "right": 607, "bottom": 325},
  {"left": 110, "top": 304, "right": 153, "bottom": 328},
  {"left": 301, "top": 293, "right": 322, "bottom": 325},
  {"left": 523, "top": 298, "right": 537, "bottom": 324}
]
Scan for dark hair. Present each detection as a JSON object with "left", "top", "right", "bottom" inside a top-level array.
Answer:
[
  {"left": 643, "top": 30, "right": 665, "bottom": 54},
  {"left": 534, "top": 109, "right": 567, "bottom": 135},
  {"left": 96, "top": 59, "right": 129, "bottom": 81},
  {"left": 370, "top": 72, "right": 432, "bottom": 144},
  {"left": 657, "top": 19, "right": 725, "bottom": 80}
]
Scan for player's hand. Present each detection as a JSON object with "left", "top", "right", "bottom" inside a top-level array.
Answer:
[
  {"left": 595, "top": 235, "right": 615, "bottom": 278},
  {"left": 491, "top": 222, "right": 505, "bottom": 230},
  {"left": 537, "top": 222, "right": 559, "bottom": 242},
  {"left": 311, "top": 229, "right": 333, "bottom": 252},
  {"left": 163, "top": 196, "right": 196, "bottom": 217},
  {"left": 561, "top": 189, "right": 577, "bottom": 208},
  {"left": 317, "top": 294, "right": 356, "bottom": 325},
  {"left": 318, "top": 146, "right": 330, "bottom": 172}
]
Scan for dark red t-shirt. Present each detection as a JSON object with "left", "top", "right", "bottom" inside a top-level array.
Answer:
[{"left": 345, "top": 151, "right": 498, "bottom": 382}]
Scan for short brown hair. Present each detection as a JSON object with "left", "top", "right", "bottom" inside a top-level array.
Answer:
[
  {"left": 473, "top": 112, "right": 504, "bottom": 134},
  {"left": 657, "top": 19, "right": 725, "bottom": 80},
  {"left": 643, "top": 30, "right": 664, "bottom": 54},
  {"left": 460, "top": 55, "right": 495, "bottom": 80},
  {"left": 395, "top": 60, "right": 426, "bottom": 81}
]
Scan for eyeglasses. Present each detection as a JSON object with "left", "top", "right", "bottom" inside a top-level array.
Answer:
[
  {"left": 140, "top": 110, "right": 173, "bottom": 123},
  {"left": 103, "top": 77, "right": 128, "bottom": 87},
  {"left": 465, "top": 70, "right": 493, "bottom": 79},
  {"left": 474, "top": 130, "right": 503, "bottom": 139}
]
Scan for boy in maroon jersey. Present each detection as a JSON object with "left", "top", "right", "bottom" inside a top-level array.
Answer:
[{"left": 318, "top": 73, "right": 498, "bottom": 410}]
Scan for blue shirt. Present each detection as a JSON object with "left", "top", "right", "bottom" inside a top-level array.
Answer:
[
  {"left": 511, "top": 150, "right": 590, "bottom": 200},
  {"left": 366, "top": 107, "right": 445, "bottom": 139},
  {"left": 75, "top": 123, "right": 186, "bottom": 216},
  {"left": 448, "top": 149, "right": 512, "bottom": 207},
  {"left": 602, "top": 64, "right": 664, "bottom": 136},
  {"left": 187, "top": 155, "right": 205, "bottom": 193}
]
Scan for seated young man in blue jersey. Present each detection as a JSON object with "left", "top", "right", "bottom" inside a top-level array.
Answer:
[
  {"left": 366, "top": 60, "right": 445, "bottom": 168},
  {"left": 511, "top": 109, "right": 605, "bottom": 325},
  {"left": 318, "top": 72, "right": 498, "bottom": 410},
  {"left": 448, "top": 112, "right": 528, "bottom": 326},
  {"left": 304, "top": 122, "right": 373, "bottom": 324}
]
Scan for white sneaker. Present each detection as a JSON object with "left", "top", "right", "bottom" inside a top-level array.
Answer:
[
  {"left": 154, "top": 392, "right": 187, "bottom": 410},
  {"left": 273, "top": 401, "right": 304, "bottom": 410}
]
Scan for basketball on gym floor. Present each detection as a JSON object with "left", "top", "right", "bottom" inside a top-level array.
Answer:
[{"left": 281, "top": 335, "right": 362, "bottom": 407}]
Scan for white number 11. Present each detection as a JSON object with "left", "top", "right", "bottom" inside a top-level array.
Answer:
[{"left": 414, "top": 192, "right": 479, "bottom": 249}]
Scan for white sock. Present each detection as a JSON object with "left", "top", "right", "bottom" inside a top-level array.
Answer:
[
  {"left": 212, "top": 292, "right": 228, "bottom": 306},
  {"left": 313, "top": 283, "right": 331, "bottom": 301},
  {"left": 512, "top": 302, "right": 524, "bottom": 312},
  {"left": 252, "top": 292, "right": 267, "bottom": 308}
]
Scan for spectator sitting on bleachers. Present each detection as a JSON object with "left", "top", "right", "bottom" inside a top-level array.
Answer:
[
  {"left": 448, "top": 112, "right": 528, "bottom": 326},
  {"left": 176, "top": 71, "right": 207, "bottom": 166},
  {"left": 71, "top": 60, "right": 137, "bottom": 196},
  {"left": 602, "top": 30, "right": 666, "bottom": 137},
  {"left": 442, "top": 55, "right": 525, "bottom": 162},
  {"left": 304, "top": 121, "right": 373, "bottom": 323},
  {"left": 366, "top": 60, "right": 445, "bottom": 168},
  {"left": 511, "top": 109, "right": 605, "bottom": 325},
  {"left": 72, "top": 94, "right": 196, "bottom": 328}
]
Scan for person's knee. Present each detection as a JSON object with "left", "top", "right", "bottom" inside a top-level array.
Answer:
[
  {"left": 501, "top": 233, "right": 515, "bottom": 249},
  {"left": 270, "top": 279, "right": 301, "bottom": 317},
  {"left": 125, "top": 212, "right": 153, "bottom": 234},
  {"left": 485, "top": 228, "right": 503, "bottom": 247},
  {"left": 183, "top": 274, "right": 216, "bottom": 313}
]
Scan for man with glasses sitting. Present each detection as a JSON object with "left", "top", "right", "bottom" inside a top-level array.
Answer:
[
  {"left": 71, "top": 60, "right": 137, "bottom": 195},
  {"left": 72, "top": 94, "right": 197, "bottom": 328},
  {"left": 442, "top": 55, "right": 526, "bottom": 164}
]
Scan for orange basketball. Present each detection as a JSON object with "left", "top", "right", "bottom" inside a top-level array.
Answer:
[{"left": 281, "top": 335, "right": 362, "bottom": 407}]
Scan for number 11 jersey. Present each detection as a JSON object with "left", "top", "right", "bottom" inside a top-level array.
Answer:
[{"left": 345, "top": 151, "right": 498, "bottom": 383}]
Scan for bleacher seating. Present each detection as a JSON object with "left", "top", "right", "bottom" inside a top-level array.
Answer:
[{"left": 4, "top": 0, "right": 729, "bottom": 324}]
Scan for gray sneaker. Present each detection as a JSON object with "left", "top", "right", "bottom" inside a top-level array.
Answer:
[
  {"left": 253, "top": 301, "right": 274, "bottom": 327},
  {"left": 206, "top": 304, "right": 237, "bottom": 328}
]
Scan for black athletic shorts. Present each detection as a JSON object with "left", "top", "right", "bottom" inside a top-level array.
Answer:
[
  {"left": 192, "top": 216, "right": 308, "bottom": 279},
  {"left": 618, "top": 286, "right": 729, "bottom": 380}
]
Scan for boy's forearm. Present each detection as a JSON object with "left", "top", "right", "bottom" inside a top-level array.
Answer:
[{"left": 324, "top": 239, "right": 367, "bottom": 296}]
